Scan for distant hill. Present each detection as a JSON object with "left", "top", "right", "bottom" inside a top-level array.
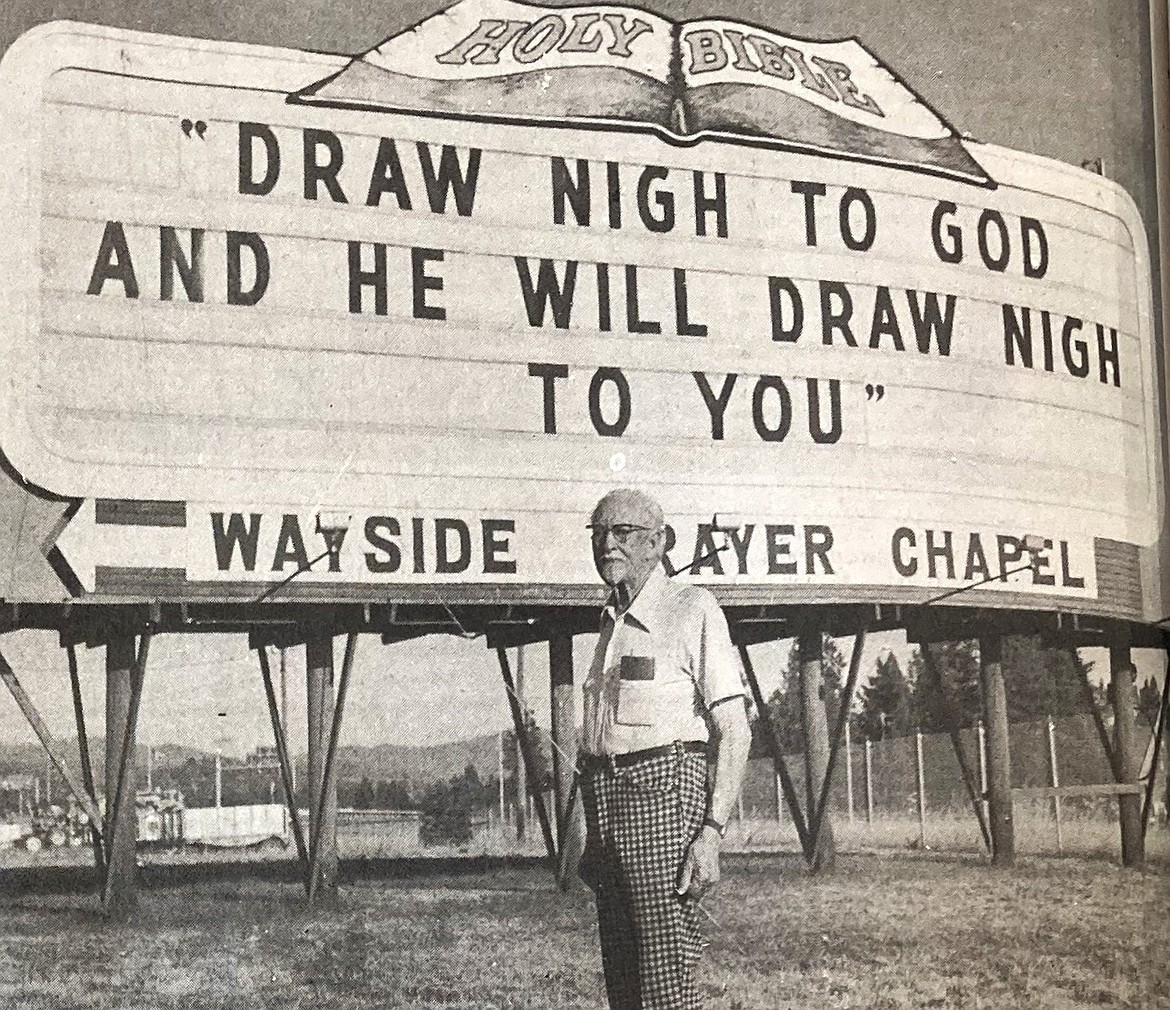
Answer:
[
  {"left": 330, "top": 735, "right": 503, "bottom": 791},
  {"left": 0, "top": 733, "right": 511, "bottom": 796}
]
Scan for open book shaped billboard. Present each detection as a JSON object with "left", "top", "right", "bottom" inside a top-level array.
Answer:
[
  {"left": 294, "top": 0, "right": 990, "bottom": 185},
  {"left": 0, "top": 7, "right": 1161, "bottom": 619}
]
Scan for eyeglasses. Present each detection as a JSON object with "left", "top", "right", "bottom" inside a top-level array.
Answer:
[{"left": 587, "top": 524, "right": 657, "bottom": 545}]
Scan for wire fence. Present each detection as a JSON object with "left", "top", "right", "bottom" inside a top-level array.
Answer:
[{"left": 735, "top": 713, "right": 1167, "bottom": 859}]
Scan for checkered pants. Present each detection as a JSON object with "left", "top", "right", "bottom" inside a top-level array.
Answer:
[{"left": 579, "top": 746, "right": 709, "bottom": 1010}]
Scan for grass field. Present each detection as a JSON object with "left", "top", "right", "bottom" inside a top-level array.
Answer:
[{"left": 0, "top": 848, "right": 1166, "bottom": 1009}]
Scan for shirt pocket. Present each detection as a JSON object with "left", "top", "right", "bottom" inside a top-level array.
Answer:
[{"left": 615, "top": 678, "right": 697, "bottom": 727}]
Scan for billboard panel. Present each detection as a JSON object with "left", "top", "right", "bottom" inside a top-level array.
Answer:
[{"left": 0, "top": 19, "right": 1160, "bottom": 612}]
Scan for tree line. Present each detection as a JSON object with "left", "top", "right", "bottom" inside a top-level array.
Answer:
[{"left": 753, "top": 634, "right": 1162, "bottom": 756}]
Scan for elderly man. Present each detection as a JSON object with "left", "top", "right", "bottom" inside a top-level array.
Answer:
[{"left": 577, "top": 488, "right": 751, "bottom": 1010}]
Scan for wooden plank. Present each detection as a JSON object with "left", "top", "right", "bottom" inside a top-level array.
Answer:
[{"left": 1014, "top": 784, "right": 1142, "bottom": 799}]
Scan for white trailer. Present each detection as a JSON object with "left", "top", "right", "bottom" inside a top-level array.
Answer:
[{"left": 180, "top": 804, "right": 289, "bottom": 849}]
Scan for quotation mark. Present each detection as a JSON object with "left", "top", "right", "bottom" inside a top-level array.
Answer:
[
  {"left": 180, "top": 118, "right": 208, "bottom": 138},
  {"left": 865, "top": 384, "right": 886, "bottom": 401}
]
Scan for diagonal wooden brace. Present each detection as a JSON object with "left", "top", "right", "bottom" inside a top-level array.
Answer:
[
  {"left": 807, "top": 628, "right": 867, "bottom": 860},
  {"left": 738, "top": 644, "right": 812, "bottom": 860},
  {"left": 497, "top": 647, "right": 557, "bottom": 865},
  {"left": 0, "top": 649, "right": 104, "bottom": 834},
  {"left": 256, "top": 645, "right": 310, "bottom": 876},
  {"left": 1141, "top": 656, "right": 1169, "bottom": 837},
  {"left": 920, "top": 644, "right": 993, "bottom": 854},
  {"left": 1072, "top": 646, "right": 1122, "bottom": 782},
  {"left": 67, "top": 645, "right": 105, "bottom": 876}
]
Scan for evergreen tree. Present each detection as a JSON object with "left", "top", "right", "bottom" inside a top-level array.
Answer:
[
  {"left": 376, "top": 778, "right": 415, "bottom": 810},
  {"left": 503, "top": 712, "right": 553, "bottom": 800},
  {"left": 855, "top": 653, "right": 912, "bottom": 740},
  {"left": 418, "top": 765, "right": 495, "bottom": 845},
  {"left": 1002, "top": 636, "right": 1089, "bottom": 720},
  {"left": 910, "top": 637, "right": 1095, "bottom": 731},
  {"left": 1137, "top": 676, "right": 1163, "bottom": 729},
  {"left": 755, "top": 635, "right": 847, "bottom": 754},
  {"left": 910, "top": 640, "right": 981, "bottom": 731},
  {"left": 352, "top": 776, "right": 376, "bottom": 810}
]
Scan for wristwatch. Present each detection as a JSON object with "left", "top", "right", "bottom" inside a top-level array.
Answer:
[{"left": 702, "top": 815, "right": 727, "bottom": 838}]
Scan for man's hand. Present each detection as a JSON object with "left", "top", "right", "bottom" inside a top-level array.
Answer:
[{"left": 676, "top": 825, "right": 721, "bottom": 901}]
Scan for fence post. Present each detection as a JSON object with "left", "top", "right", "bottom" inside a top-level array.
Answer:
[
  {"left": 845, "top": 719, "right": 855, "bottom": 824},
  {"left": 977, "top": 719, "right": 989, "bottom": 825},
  {"left": 1047, "top": 715, "right": 1063, "bottom": 855},
  {"left": 864, "top": 738, "right": 875, "bottom": 824},
  {"left": 775, "top": 771, "right": 784, "bottom": 823},
  {"left": 915, "top": 728, "right": 927, "bottom": 849}
]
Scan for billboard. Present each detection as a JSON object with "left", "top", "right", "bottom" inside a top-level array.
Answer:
[{"left": 0, "top": 12, "right": 1161, "bottom": 614}]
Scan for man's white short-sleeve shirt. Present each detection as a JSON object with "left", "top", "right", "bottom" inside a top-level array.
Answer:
[{"left": 582, "top": 566, "right": 744, "bottom": 756}]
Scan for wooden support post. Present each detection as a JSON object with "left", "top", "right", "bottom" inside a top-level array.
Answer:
[
  {"left": 1109, "top": 645, "right": 1144, "bottom": 867},
  {"left": 798, "top": 629, "right": 835, "bottom": 872},
  {"left": 306, "top": 632, "right": 338, "bottom": 903},
  {"left": 308, "top": 633, "right": 357, "bottom": 904},
  {"left": 104, "top": 634, "right": 139, "bottom": 913},
  {"left": 979, "top": 635, "right": 1014, "bottom": 866},
  {"left": 548, "top": 634, "right": 577, "bottom": 842}
]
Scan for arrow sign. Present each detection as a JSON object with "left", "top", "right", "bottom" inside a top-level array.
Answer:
[{"left": 53, "top": 499, "right": 187, "bottom": 593}]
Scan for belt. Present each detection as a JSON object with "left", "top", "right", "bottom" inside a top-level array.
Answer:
[{"left": 578, "top": 740, "right": 707, "bottom": 773}]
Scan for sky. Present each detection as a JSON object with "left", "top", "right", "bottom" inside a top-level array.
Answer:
[{"left": 0, "top": 0, "right": 1165, "bottom": 754}]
